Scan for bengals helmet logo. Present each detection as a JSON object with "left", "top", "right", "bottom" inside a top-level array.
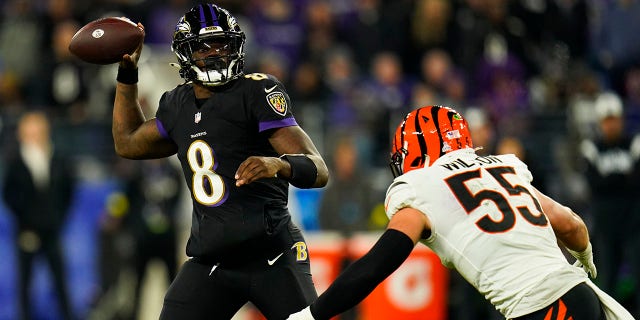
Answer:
[{"left": 266, "top": 92, "right": 287, "bottom": 116}]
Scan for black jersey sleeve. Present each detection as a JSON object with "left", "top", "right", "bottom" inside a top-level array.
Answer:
[
  {"left": 246, "top": 73, "right": 298, "bottom": 132},
  {"left": 155, "top": 86, "right": 187, "bottom": 139}
]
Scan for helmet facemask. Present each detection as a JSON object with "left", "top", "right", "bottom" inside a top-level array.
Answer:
[
  {"left": 389, "top": 146, "right": 406, "bottom": 179},
  {"left": 389, "top": 137, "right": 430, "bottom": 179}
]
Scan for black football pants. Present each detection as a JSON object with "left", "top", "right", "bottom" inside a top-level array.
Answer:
[
  {"left": 159, "top": 242, "right": 317, "bottom": 319},
  {"left": 514, "top": 282, "right": 604, "bottom": 320}
]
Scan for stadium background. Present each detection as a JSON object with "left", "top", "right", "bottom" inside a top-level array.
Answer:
[{"left": 1, "top": 0, "right": 639, "bottom": 319}]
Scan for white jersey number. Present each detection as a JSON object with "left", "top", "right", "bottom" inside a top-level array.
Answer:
[
  {"left": 187, "top": 140, "right": 226, "bottom": 206},
  {"left": 445, "top": 166, "right": 547, "bottom": 233}
]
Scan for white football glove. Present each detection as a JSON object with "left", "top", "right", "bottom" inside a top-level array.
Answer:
[
  {"left": 568, "top": 242, "right": 597, "bottom": 279},
  {"left": 286, "top": 306, "right": 315, "bottom": 320}
]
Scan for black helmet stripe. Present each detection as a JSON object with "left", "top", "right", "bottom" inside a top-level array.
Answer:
[
  {"left": 446, "top": 109, "right": 454, "bottom": 122},
  {"left": 414, "top": 108, "right": 429, "bottom": 166},
  {"left": 431, "top": 106, "right": 446, "bottom": 158}
]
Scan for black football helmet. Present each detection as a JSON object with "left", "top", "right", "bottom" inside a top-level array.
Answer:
[{"left": 172, "top": 3, "right": 246, "bottom": 86}]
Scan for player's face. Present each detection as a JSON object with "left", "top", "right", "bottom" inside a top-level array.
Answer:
[{"left": 191, "top": 38, "right": 231, "bottom": 64}]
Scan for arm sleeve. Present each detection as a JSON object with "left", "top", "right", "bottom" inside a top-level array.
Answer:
[{"left": 310, "top": 229, "right": 415, "bottom": 320}]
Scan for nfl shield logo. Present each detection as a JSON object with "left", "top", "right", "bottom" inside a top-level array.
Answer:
[
  {"left": 445, "top": 130, "right": 461, "bottom": 139},
  {"left": 195, "top": 112, "right": 201, "bottom": 123}
]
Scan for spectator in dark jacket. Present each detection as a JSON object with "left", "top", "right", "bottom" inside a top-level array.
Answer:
[
  {"left": 579, "top": 91, "right": 640, "bottom": 309},
  {"left": 2, "top": 111, "right": 76, "bottom": 320}
]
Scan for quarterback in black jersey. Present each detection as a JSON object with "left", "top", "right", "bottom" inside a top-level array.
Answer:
[{"left": 112, "top": 3, "right": 328, "bottom": 320}]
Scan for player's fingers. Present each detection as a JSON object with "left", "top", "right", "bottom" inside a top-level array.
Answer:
[
  {"left": 236, "top": 156, "right": 281, "bottom": 186},
  {"left": 120, "top": 54, "right": 136, "bottom": 69},
  {"left": 237, "top": 157, "right": 268, "bottom": 177},
  {"left": 244, "top": 162, "right": 270, "bottom": 183},
  {"left": 238, "top": 164, "right": 257, "bottom": 183},
  {"left": 236, "top": 158, "right": 272, "bottom": 186},
  {"left": 235, "top": 158, "right": 260, "bottom": 185},
  {"left": 130, "top": 41, "right": 144, "bottom": 61},
  {"left": 235, "top": 159, "right": 250, "bottom": 180}
]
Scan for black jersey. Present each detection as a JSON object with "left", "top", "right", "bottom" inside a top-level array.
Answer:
[{"left": 155, "top": 73, "right": 299, "bottom": 261}]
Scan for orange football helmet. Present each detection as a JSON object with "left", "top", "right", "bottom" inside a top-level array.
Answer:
[{"left": 390, "top": 105, "right": 473, "bottom": 177}]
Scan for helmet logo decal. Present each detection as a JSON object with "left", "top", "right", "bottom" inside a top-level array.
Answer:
[
  {"left": 176, "top": 19, "right": 190, "bottom": 32},
  {"left": 92, "top": 29, "right": 104, "bottom": 39},
  {"left": 201, "top": 26, "right": 223, "bottom": 33},
  {"left": 442, "top": 142, "right": 452, "bottom": 153},
  {"left": 227, "top": 15, "right": 238, "bottom": 30},
  {"left": 445, "top": 130, "right": 461, "bottom": 139},
  {"left": 266, "top": 92, "right": 287, "bottom": 116}
]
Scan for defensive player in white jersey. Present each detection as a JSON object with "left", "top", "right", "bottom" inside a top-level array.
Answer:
[{"left": 288, "top": 106, "right": 634, "bottom": 320}]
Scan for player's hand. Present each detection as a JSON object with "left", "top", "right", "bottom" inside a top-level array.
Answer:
[
  {"left": 568, "top": 242, "right": 597, "bottom": 279},
  {"left": 235, "top": 156, "right": 282, "bottom": 187},
  {"left": 120, "top": 22, "right": 145, "bottom": 69},
  {"left": 286, "top": 306, "right": 315, "bottom": 320}
]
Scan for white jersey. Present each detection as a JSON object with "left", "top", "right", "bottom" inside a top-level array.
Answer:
[{"left": 385, "top": 149, "right": 588, "bottom": 319}]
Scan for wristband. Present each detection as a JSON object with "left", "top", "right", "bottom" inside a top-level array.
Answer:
[
  {"left": 280, "top": 154, "right": 318, "bottom": 188},
  {"left": 567, "top": 242, "right": 592, "bottom": 260},
  {"left": 117, "top": 66, "right": 138, "bottom": 84},
  {"left": 568, "top": 242, "right": 597, "bottom": 278}
]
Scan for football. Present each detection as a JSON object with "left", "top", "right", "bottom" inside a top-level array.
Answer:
[{"left": 68, "top": 17, "right": 144, "bottom": 65}]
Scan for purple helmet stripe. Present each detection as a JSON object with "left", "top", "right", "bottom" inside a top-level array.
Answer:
[
  {"left": 198, "top": 4, "right": 207, "bottom": 29},
  {"left": 209, "top": 5, "right": 220, "bottom": 26}
]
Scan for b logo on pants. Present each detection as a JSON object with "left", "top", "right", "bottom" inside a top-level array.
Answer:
[{"left": 292, "top": 241, "right": 308, "bottom": 262}]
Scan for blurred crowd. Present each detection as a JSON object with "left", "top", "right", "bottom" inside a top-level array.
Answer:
[{"left": 1, "top": 0, "right": 640, "bottom": 319}]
